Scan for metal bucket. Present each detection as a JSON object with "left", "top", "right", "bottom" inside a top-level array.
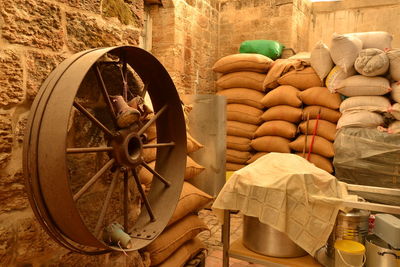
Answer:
[
  {"left": 366, "top": 235, "right": 400, "bottom": 267},
  {"left": 327, "top": 209, "right": 370, "bottom": 257},
  {"left": 242, "top": 215, "right": 307, "bottom": 258}
]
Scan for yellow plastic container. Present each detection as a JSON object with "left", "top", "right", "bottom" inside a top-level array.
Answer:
[{"left": 334, "top": 240, "right": 366, "bottom": 267}]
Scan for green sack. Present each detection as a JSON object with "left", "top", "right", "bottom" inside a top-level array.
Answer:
[{"left": 239, "top": 40, "right": 284, "bottom": 60}]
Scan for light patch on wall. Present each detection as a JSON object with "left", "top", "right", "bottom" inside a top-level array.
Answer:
[{"left": 311, "top": 0, "right": 341, "bottom": 2}]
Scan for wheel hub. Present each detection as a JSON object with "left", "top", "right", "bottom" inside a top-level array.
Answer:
[{"left": 112, "top": 131, "right": 143, "bottom": 167}]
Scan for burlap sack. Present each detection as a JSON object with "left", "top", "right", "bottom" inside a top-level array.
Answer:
[
  {"left": 227, "top": 135, "right": 251, "bottom": 151},
  {"left": 246, "top": 152, "right": 268, "bottom": 164},
  {"left": 216, "top": 71, "right": 266, "bottom": 91},
  {"left": 168, "top": 182, "right": 213, "bottom": 226},
  {"left": 187, "top": 133, "right": 204, "bottom": 153},
  {"left": 277, "top": 67, "right": 323, "bottom": 90},
  {"left": 330, "top": 33, "right": 363, "bottom": 73},
  {"left": 388, "top": 121, "right": 400, "bottom": 134},
  {"left": 392, "top": 82, "right": 400, "bottom": 103},
  {"left": 146, "top": 215, "right": 209, "bottom": 266},
  {"left": 345, "top": 31, "right": 393, "bottom": 50},
  {"left": 226, "top": 149, "right": 252, "bottom": 164},
  {"left": 261, "top": 85, "right": 302, "bottom": 108},
  {"left": 336, "top": 75, "right": 391, "bottom": 97},
  {"left": 289, "top": 135, "right": 334, "bottom": 158},
  {"left": 226, "top": 162, "right": 246, "bottom": 171},
  {"left": 296, "top": 153, "right": 333, "bottom": 173},
  {"left": 337, "top": 110, "right": 384, "bottom": 129},
  {"left": 227, "top": 121, "right": 258, "bottom": 138},
  {"left": 340, "top": 96, "right": 391, "bottom": 113},
  {"left": 255, "top": 120, "right": 297, "bottom": 139},
  {"left": 302, "top": 106, "right": 341, "bottom": 123},
  {"left": 227, "top": 104, "right": 263, "bottom": 125},
  {"left": 185, "top": 156, "right": 205, "bottom": 180},
  {"left": 157, "top": 238, "right": 206, "bottom": 267},
  {"left": 298, "top": 87, "right": 341, "bottom": 109},
  {"left": 250, "top": 136, "right": 291, "bottom": 153},
  {"left": 387, "top": 49, "right": 400, "bottom": 81},
  {"left": 261, "top": 105, "right": 302, "bottom": 123},
  {"left": 354, "top": 48, "right": 389, "bottom": 76},
  {"left": 212, "top": 53, "right": 273, "bottom": 73},
  {"left": 217, "top": 88, "right": 264, "bottom": 109},
  {"left": 325, "top": 65, "right": 356, "bottom": 93},
  {"left": 299, "top": 119, "right": 337, "bottom": 141},
  {"left": 310, "top": 41, "right": 334, "bottom": 81}
]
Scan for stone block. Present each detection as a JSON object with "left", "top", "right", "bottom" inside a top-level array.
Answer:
[
  {"left": 66, "top": 11, "right": 125, "bottom": 52},
  {"left": 122, "top": 28, "right": 141, "bottom": 46},
  {"left": 0, "top": 0, "right": 63, "bottom": 51},
  {"left": 0, "top": 171, "right": 29, "bottom": 214},
  {"left": 102, "top": 0, "right": 141, "bottom": 26},
  {"left": 57, "top": 0, "right": 101, "bottom": 14},
  {"left": 0, "top": 112, "right": 12, "bottom": 169},
  {"left": 0, "top": 50, "right": 24, "bottom": 107},
  {"left": 26, "top": 51, "right": 66, "bottom": 101}
]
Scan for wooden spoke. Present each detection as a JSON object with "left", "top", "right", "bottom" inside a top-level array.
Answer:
[
  {"left": 66, "top": 147, "right": 114, "bottom": 154},
  {"left": 73, "top": 101, "right": 115, "bottom": 138},
  {"left": 94, "top": 64, "right": 117, "bottom": 123},
  {"left": 137, "top": 104, "right": 168, "bottom": 136},
  {"left": 131, "top": 169, "right": 155, "bottom": 222},
  {"left": 142, "top": 142, "right": 175, "bottom": 149},
  {"left": 73, "top": 158, "right": 115, "bottom": 201},
  {"left": 141, "top": 162, "right": 171, "bottom": 187},
  {"left": 123, "top": 170, "right": 129, "bottom": 231},
  {"left": 122, "top": 55, "right": 128, "bottom": 101},
  {"left": 94, "top": 169, "right": 120, "bottom": 237}
]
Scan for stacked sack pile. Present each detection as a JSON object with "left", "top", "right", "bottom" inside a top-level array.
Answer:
[
  {"left": 212, "top": 53, "right": 273, "bottom": 171},
  {"left": 139, "top": 107, "right": 213, "bottom": 267},
  {"left": 256, "top": 52, "right": 340, "bottom": 173},
  {"left": 317, "top": 31, "right": 400, "bottom": 203}
]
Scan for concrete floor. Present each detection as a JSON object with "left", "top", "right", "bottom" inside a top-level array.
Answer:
[{"left": 197, "top": 210, "right": 264, "bottom": 267}]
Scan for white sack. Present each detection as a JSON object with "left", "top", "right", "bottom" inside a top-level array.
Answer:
[
  {"left": 337, "top": 110, "right": 384, "bottom": 129},
  {"left": 311, "top": 41, "right": 334, "bottom": 81},
  {"left": 340, "top": 96, "right": 391, "bottom": 113},
  {"left": 345, "top": 31, "right": 393, "bottom": 50},
  {"left": 330, "top": 33, "right": 363, "bottom": 73},
  {"left": 387, "top": 49, "right": 400, "bottom": 81},
  {"left": 354, "top": 48, "right": 389, "bottom": 76},
  {"left": 336, "top": 75, "right": 391, "bottom": 96}
]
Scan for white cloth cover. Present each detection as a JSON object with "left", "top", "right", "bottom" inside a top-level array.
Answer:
[{"left": 212, "top": 153, "right": 354, "bottom": 256}]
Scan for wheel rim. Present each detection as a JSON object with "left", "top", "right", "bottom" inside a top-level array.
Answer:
[{"left": 23, "top": 46, "right": 187, "bottom": 253}]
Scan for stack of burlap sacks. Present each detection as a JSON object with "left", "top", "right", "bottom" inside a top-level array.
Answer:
[
  {"left": 139, "top": 111, "right": 212, "bottom": 267},
  {"left": 260, "top": 60, "right": 340, "bottom": 173},
  {"left": 310, "top": 31, "right": 400, "bottom": 202},
  {"left": 213, "top": 54, "right": 273, "bottom": 171}
]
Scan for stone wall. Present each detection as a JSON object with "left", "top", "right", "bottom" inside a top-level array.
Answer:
[
  {"left": 150, "top": 0, "right": 219, "bottom": 94},
  {"left": 0, "top": 0, "right": 145, "bottom": 266},
  {"left": 308, "top": 0, "right": 400, "bottom": 50}
]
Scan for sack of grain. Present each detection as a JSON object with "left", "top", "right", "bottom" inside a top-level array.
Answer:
[
  {"left": 310, "top": 41, "right": 334, "bottom": 81},
  {"left": 216, "top": 71, "right": 266, "bottom": 91},
  {"left": 303, "top": 106, "right": 341, "bottom": 123},
  {"left": 325, "top": 65, "right": 356, "bottom": 93},
  {"left": 277, "top": 67, "right": 323, "bottom": 90},
  {"left": 246, "top": 152, "right": 268, "bottom": 164},
  {"left": 226, "top": 149, "right": 252, "bottom": 164},
  {"left": 261, "top": 105, "right": 303, "bottom": 123},
  {"left": 354, "top": 48, "right": 389, "bottom": 76},
  {"left": 255, "top": 120, "right": 297, "bottom": 139},
  {"left": 330, "top": 33, "right": 363, "bottom": 73},
  {"left": 227, "top": 121, "right": 258, "bottom": 138},
  {"left": 299, "top": 119, "right": 337, "bottom": 141},
  {"left": 250, "top": 136, "right": 291, "bottom": 153},
  {"left": 390, "top": 103, "right": 400, "bottom": 120},
  {"left": 227, "top": 135, "right": 252, "bottom": 151},
  {"left": 239, "top": 40, "right": 284, "bottom": 60},
  {"left": 388, "top": 121, "right": 400, "bottom": 134},
  {"left": 337, "top": 110, "right": 384, "bottom": 129},
  {"left": 340, "top": 96, "right": 391, "bottom": 113},
  {"left": 298, "top": 87, "right": 341, "bottom": 109},
  {"left": 296, "top": 153, "right": 333, "bottom": 173},
  {"left": 217, "top": 88, "right": 264, "bottom": 109},
  {"left": 289, "top": 135, "right": 334, "bottom": 158},
  {"left": 345, "top": 31, "right": 393, "bottom": 50},
  {"left": 387, "top": 49, "right": 400, "bottom": 81},
  {"left": 392, "top": 82, "right": 400, "bottom": 103},
  {"left": 212, "top": 53, "right": 273, "bottom": 73},
  {"left": 227, "top": 104, "right": 263, "bottom": 125},
  {"left": 226, "top": 162, "right": 246, "bottom": 171},
  {"left": 261, "top": 85, "right": 302, "bottom": 108},
  {"left": 336, "top": 75, "right": 391, "bottom": 96}
]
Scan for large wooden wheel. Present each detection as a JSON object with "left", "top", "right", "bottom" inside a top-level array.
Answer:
[{"left": 23, "top": 46, "right": 187, "bottom": 253}]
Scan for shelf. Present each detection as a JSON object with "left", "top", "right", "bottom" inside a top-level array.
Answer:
[{"left": 229, "top": 239, "right": 322, "bottom": 267}]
